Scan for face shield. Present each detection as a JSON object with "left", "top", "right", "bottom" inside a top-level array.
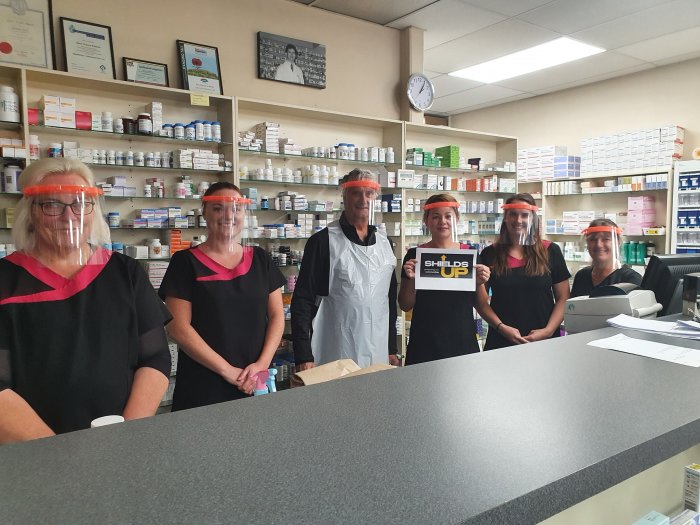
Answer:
[
  {"left": 423, "top": 201, "right": 459, "bottom": 244},
  {"left": 24, "top": 184, "right": 108, "bottom": 264},
  {"left": 582, "top": 225, "right": 622, "bottom": 271},
  {"left": 502, "top": 202, "right": 539, "bottom": 246},
  {"left": 341, "top": 179, "right": 381, "bottom": 227},
  {"left": 201, "top": 195, "right": 252, "bottom": 250}
]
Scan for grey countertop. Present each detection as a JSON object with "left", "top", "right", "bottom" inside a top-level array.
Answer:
[{"left": 3, "top": 325, "right": 700, "bottom": 524}]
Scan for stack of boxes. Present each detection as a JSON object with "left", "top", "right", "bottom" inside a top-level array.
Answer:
[
  {"left": 279, "top": 138, "right": 302, "bottom": 155},
  {"left": 581, "top": 125, "right": 684, "bottom": 173},
  {"left": 166, "top": 229, "right": 189, "bottom": 255},
  {"left": 0, "top": 207, "right": 14, "bottom": 228},
  {"left": 140, "top": 260, "right": 169, "bottom": 289},
  {"left": 147, "top": 102, "right": 163, "bottom": 133},
  {"left": 39, "top": 95, "right": 76, "bottom": 128},
  {"left": 97, "top": 175, "right": 137, "bottom": 197},
  {"left": 627, "top": 196, "right": 656, "bottom": 235},
  {"left": 237, "top": 130, "right": 260, "bottom": 151},
  {"left": 435, "top": 145, "right": 460, "bottom": 168},
  {"left": 0, "top": 137, "right": 26, "bottom": 159},
  {"left": 517, "top": 145, "right": 567, "bottom": 181},
  {"left": 381, "top": 193, "right": 402, "bottom": 213},
  {"left": 171, "top": 148, "right": 222, "bottom": 170},
  {"left": 553, "top": 156, "right": 581, "bottom": 178},
  {"left": 252, "top": 122, "right": 280, "bottom": 153}
]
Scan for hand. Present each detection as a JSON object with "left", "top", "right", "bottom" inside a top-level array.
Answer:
[
  {"left": 237, "top": 361, "right": 268, "bottom": 386},
  {"left": 474, "top": 264, "right": 490, "bottom": 286},
  {"left": 498, "top": 324, "right": 529, "bottom": 345},
  {"left": 295, "top": 362, "right": 314, "bottom": 373},
  {"left": 403, "top": 258, "right": 418, "bottom": 280},
  {"left": 220, "top": 364, "right": 244, "bottom": 386},
  {"left": 523, "top": 328, "right": 553, "bottom": 343},
  {"left": 388, "top": 354, "right": 402, "bottom": 367}
]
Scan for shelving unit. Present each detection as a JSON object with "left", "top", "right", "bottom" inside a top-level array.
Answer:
[{"left": 671, "top": 160, "right": 700, "bottom": 253}]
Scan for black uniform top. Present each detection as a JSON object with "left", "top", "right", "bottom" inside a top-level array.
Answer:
[
  {"left": 0, "top": 249, "right": 171, "bottom": 434},
  {"left": 401, "top": 245, "right": 480, "bottom": 365},
  {"left": 158, "top": 245, "right": 285, "bottom": 411},
  {"left": 291, "top": 214, "right": 398, "bottom": 365},
  {"left": 571, "top": 265, "right": 642, "bottom": 298},
  {"left": 481, "top": 242, "right": 570, "bottom": 350}
]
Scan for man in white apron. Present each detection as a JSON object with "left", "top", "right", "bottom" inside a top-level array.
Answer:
[{"left": 291, "top": 169, "right": 399, "bottom": 370}]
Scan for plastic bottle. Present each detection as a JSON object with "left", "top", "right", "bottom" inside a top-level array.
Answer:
[
  {"left": 3, "top": 165, "right": 21, "bottom": 193},
  {"left": 0, "top": 86, "right": 20, "bottom": 122},
  {"left": 137, "top": 113, "right": 153, "bottom": 135},
  {"left": 174, "top": 123, "right": 185, "bottom": 140},
  {"left": 193, "top": 120, "right": 204, "bottom": 141},
  {"left": 261, "top": 196, "right": 269, "bottom": 210},
  {"left": 211, "top": 122, "right": 221, "bottom": 143},
  {"left": 147, "top": 239, "right": 162, "bottom": 259},
  {"left": 29, "top": 135, "right": 40, "bottom": 160},
  {"left": 101, "top": 112, "right": 114, "bottom": 133}
]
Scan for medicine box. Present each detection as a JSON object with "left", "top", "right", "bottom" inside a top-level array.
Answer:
[{"left": 687, "top": 465, "right": 700, "bottom": 511}]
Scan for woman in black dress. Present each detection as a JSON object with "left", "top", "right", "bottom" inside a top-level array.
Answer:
[
  {"left": 159, "top": 182, "right": 285, "bottom": 410},
  {"left": 398, "top": 194, "right": 490, "bottom": 365},
  {"left": 476, "top": 193, "right": 571, "bottom": 350},
  {"left": 571, "top": 218, "right": 642, "bottom": 297}
]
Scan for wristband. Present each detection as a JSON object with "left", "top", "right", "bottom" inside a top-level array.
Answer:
[{"left": 496, "top": 322, "right": 504, "bottom": 333}]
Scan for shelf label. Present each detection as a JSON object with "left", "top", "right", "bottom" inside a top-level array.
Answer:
[{"left": 190, "top": 94, "right": 210, "bottom": 106}]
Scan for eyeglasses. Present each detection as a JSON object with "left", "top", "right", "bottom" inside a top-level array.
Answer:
[{"left": 34, "top": 200, "right": 95, "bottom": 216}]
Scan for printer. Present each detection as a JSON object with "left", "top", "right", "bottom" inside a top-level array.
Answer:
[{"left": 564, "top": 283, "right": 663, "bottom": 333}]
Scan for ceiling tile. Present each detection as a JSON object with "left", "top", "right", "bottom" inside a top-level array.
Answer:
[
  {"left": 461, "top": 0, "right": 555, "bottom": 17},
  {"left": 517, "top": 0, "right": 674, "bottom": 35},
  {"left": 615, "top": 26, "right": 700, "bottom": 63},
  {"left": 450, "top": 92, "right": 535, "bottom": 113},
  {"left": 493, "top": 51, "right": 646, "bottom": 92},
  {"left": 529, "top": 63, "right": 654, "bottom": 95},
  {"left": 387, "top": 0, "right": 506, "bottom": 49},
  {"left": 430, "top": 74, "right": 483, "bottom": 97},
  {"left": 572, "top": 0, "right": 700, "bottom": 50},
  {"left": 311, "top": 0, "right": 435, "bottom": 25},
  {"left": 425, "top": 70, "right": 442, "bottom": 79},
  {"left": 430, "top": 84, "right": 526, "bottom": 113},
  {"left": 652, "top": 50, "right": 700, "bottom": 66},
  {"left": 424, "top": 18, "right": 561, "bottom": 73}
]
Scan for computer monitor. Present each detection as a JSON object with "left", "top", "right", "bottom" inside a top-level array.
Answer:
[{"left": 641, "top": 254, "right": 700, "bottom": 316}]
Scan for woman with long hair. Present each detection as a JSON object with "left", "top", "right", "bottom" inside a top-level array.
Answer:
[{"left": 476, "top": 193, "right": 570, "bottom": 350}]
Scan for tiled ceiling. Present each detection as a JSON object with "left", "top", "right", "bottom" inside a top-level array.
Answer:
[{"left": 291, "top": 0, "right": 700, "bottom": 115}]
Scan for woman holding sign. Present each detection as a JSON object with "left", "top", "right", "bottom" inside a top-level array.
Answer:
[
  {"left": 399, "top": 194, "right": 490, "bottom": 365},
  {"left": 476, "top": 193, "right": 570, "bottom": 350}
]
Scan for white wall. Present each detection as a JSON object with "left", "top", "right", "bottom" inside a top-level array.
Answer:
[
  {"left": 51, "top": 0, "right": 402, "bottom": 119},
  {"left": 450, "top": 58, "right": 700, "bottom": 154}
]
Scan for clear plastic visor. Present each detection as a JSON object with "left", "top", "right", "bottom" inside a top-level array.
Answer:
[
  {"left": 24, "top": 184, "right": 109, "bottom": 264},
  {"left": 582, "top": 225, "right": 622, "bottom": 271},
  {"left": 502, "top": 202, "right": 538, "bottom": 246},
  {"left": 202, "top": 195, "right": 252, "bottom": 250},
  {"left": 423, "top": 201, "right": 459, "bottom": 244},
  {"left": 341, "top": 180, "right": 380, "bottom": 227}
]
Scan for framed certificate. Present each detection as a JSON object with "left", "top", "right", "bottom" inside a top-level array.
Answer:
[
  {"left": 0, "top": 0, "right": 54, "bottom": 69},
  {"left": 60, "top": 17, "right": 115, "bottom": 79},
  {"left": 415, "top": 248, "right": 477, "bottom": 291},
  {"left": 176, "top": 40, "right": 223, "bottom": 95},
  {"left": 123, "top": 57, "right": 169, "bottom": 87}
]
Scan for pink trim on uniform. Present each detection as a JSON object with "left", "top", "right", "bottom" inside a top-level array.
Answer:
[
  {"left": 506, "top": 240, "right": 551, "bottom": 269},
  {"left": 191, "top": 246, "right": 254, "bottom": 281},
  {"left": 1, "top": 248, "right": 112, "bottom": 305}
]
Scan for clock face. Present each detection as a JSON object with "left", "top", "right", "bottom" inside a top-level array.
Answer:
[{"left": 407, "top": 74, "right": 435, "bottom": 111}]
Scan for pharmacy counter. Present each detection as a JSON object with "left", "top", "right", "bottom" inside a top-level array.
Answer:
[{"left": 2, "top": 325, "right": 700, "bottom": 524}]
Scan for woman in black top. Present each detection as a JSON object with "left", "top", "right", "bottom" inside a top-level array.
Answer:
[
  {"left": 571, "top": 218, "right": 642, "bottom": 297},
  {"left": 0, "top": 159, "right": 171, "bottom": 443},
  {"left": 398, "top": 194, "right": 490, "bottom": 365},
  {"left": 159, "top": 182, "right": 285, "bottom": 410},
  {"left": 477, "top": 193, "right": 571, "bottom": 350}
]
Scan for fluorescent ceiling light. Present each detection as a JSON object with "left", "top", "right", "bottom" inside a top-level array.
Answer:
[{"left": 449, "top": 37, "right": 605, "bottom": 83}]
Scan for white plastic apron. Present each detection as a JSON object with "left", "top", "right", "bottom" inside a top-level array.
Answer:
[{"left": 311, "top": 222, "right": 396, "bottom": 368}]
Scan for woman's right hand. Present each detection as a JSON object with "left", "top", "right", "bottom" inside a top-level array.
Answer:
[
  {"left": 221, "top": 365, "right": 255, "bottom": 395},
  {"left": 498, "top": 324, "right": 529, "bottom": 345},
  {"left": 403, "top": 258, "right": 418, "bottom": 280}
]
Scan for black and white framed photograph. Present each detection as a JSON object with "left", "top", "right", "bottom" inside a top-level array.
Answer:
[
  {"left": 257, "top": 32, "right": 326, "bottom": 89},
  {"left": 123, "top": 57, "right": 169, "bottom": 87},
  {"left": 60, "top": 17, "right": 115, "bottom": 79},
  {"left": 176, "top": 40, "right": 223, "bottom": 95},
  {"left": 0, "top": 0, "right": 55, "bottom": 69}
]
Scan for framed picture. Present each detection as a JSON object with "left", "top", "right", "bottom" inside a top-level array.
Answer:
[
  {"left": 60, "top": 17, "right": 115, "bottom": 79},
  {"left": 123, "top": 57, "right": 169, "bottom": 87},
  {"left": 176, "top": 40, "right": 222, "bottom": 95},
  {"left": 257, "top": 32, "right": 326, "bottom": 89},
  {"left": 0, "top": 0, "right": 55, "bottom": 69}
]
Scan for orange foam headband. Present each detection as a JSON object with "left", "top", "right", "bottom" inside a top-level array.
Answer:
[
  {"left": 202, "top": 196, "right": 253, "bottom": 204},
  {"left": 582, "top": 225, "right": 623, "bottom": 235},
  {"left": 502, "top": 203, "right": 538, "bottom": 212},
  {"left": 424, "top": 201, "right": 459, "bottom": 211},
  {"left": 23, "top": 184, "right": 104, "bottom": 197},
  {"left": 341, "top": 180, "right": 381, "bottom": 191}
]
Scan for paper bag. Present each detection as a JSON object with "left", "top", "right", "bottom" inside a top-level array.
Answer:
[{"left": 291, "top": 359, "right": 394, "bottom": 387}]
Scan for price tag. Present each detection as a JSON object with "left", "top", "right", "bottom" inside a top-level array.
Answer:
[{"left": 190, "top": 93, "right": 210, "bottom": 106}]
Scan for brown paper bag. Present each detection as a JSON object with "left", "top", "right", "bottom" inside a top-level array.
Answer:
[{"left": 291, "top": 359, "right": 394, "bottom": 387}]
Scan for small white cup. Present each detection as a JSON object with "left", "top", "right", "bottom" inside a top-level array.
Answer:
[{"left": 90, "top": 415, "right": 125, "bottom": 428}]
